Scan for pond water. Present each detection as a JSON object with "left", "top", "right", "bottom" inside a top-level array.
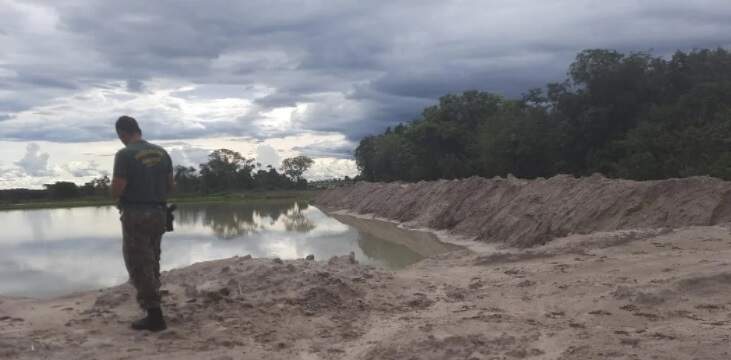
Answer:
[{"left": 0, "top": 200, "right": 456, "bottom": 298}]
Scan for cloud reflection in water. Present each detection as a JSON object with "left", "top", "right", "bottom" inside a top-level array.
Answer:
[{"left": 0, "top": 200, "right": 441, "bottom": 298}]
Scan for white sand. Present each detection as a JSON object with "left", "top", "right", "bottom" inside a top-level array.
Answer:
[{"left": 3, "top": 176, "right": 731, "bottom": 359}]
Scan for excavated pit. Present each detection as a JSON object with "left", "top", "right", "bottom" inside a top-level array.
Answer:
[{"left": 317, "top": 175, "right": 731, "bottom": 247}]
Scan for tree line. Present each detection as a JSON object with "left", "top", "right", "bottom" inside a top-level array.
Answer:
[
  {"left": 0, "top": 176, "right": 112, "bottom": 202},
  {"left": 174, "top": 149, "right": 314, "bottom": 194},
  {"left": 355, "top": 48, "right": 731, "bottom": 182},
  {"left": 0, "top": 150, "right": 315, "bottom": 202}
]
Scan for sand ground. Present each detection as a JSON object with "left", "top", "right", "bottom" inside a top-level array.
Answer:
[{"left": 3, "top": 217, "right": 731, "bottom": 359}]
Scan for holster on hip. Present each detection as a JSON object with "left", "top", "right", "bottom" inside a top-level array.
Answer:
[{"left": 165, "top": 204, "right": 177, "bottom": 232}]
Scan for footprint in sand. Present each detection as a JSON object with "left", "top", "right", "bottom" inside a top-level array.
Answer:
[
  {"left": 588, "top": 310, "right": 612, "bottom": 316},
  {"left": 633, "top": 312, "right": 661, "bottom": 321},
  {"left": 545, "top": 311, "right": 565, "bottom": 319}
]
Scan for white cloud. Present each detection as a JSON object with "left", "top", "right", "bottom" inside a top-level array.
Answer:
[
  {"left": 61, "top": 160, "right": 103, "bottom": 178},
  {"left": 306, "top": 158, "right": 358, "bottom": 181},
  {"left": 255, "top": 144, "right": 281, "bottom": 168},
  {"left": 168, "top": 144, "right": 211, "bottom": 169},
  {"left": 14, "top": 143, "right": 53, "bottom": 176},
  {"left": 0, "top": 81, "right": 264, "bottom": 142},
  {"left": 0, "top": 135, "right": 357, "bottom": 188},
  {"left": 0, "top": 162, "right": 23, "bottom": 185}
]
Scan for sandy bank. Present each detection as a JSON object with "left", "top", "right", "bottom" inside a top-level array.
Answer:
[
  {"left": 4, "top": 225, "right": 731, "bottom": 359},
  {"left": 3, "top": 177, "right": 731, "bottom": 359},
  {"left": 317, "top": 175, "right": 731, "bottom": 247}
]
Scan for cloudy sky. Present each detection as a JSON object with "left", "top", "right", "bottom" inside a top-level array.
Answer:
[{"left": 1, "top": 0, "right": 730, "bottom": 188}]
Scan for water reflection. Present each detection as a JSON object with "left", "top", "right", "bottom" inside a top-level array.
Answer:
[
  {"left": 175, "top": 201, "right": 315, "bottom": 239},
  {"left": 0, "top": 201, "right": 457, "bottom": 298},
  {"left": 357, "top": 235, "right": 423, "bottom": 269},
  {"left": 281, "top": 204, "right": 317, "bottom": 233},
  {"left": 333, "top": 214, "right": 462, "bottom": 269}
]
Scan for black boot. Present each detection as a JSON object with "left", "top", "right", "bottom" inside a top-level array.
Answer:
[{"left": 131, "top": 307, "right": 167, "bottom": 332}]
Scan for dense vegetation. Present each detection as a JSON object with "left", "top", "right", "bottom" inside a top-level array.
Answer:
[
  {"left": 0, "top": 150, "right": 315, "bottom": 204},
  {"left": 355, "top": 48, "right": 731, "bottom": 181},
  {"left": 0, "top": 177, "right": 112, "bottom": 203},
  {"left": 174, "top": 150, "right": 314, "bottom": 194}
]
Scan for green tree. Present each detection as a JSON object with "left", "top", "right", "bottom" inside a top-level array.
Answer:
[
  {"left": 44, "top": 182, "right": 80, "bottom": 199},
  {"left": 199, "top": 149, "right": 255, "bottom": 193},
  {"left": 253, "top": 165, "right": 293, "bottom": 189},
  {"left": 80, "top": 175, "right": 110, "bottom": 196},
  {"left": 281, "top": 156, "right": 314, "bottom": 183},
  {"left": 174, "top": 166, "right": 200, "bottom": 194},
  {"left": 353, "top": 48, "right": 731, "bottom": 182}
]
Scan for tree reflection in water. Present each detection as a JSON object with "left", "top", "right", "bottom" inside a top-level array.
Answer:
[
  {"left": 282, "top": 201, "right": 316, "bottom": 233},
  {"left": 175, "top": 200, "right": 316, "bottom": 240}
]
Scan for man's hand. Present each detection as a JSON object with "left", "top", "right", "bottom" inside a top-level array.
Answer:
[{"left": 112, "top": 176, "right": 127, "bottom": 199}]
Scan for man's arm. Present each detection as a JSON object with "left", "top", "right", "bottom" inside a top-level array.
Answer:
[
  {"left": 165, "top": 152, "right": 175, "bottom": 195},
  {"left": 112, "top": 177, "right": 127, "bottom": 200},
  {"left": 112, "top": 150, "right": 128, "bottom": 200}
]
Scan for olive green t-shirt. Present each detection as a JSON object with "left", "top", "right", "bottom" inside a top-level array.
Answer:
[{"left": 113, "top": 140, "right": 173, "bottom": 206}]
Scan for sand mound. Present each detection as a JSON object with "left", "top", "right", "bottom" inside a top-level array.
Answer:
[
  {"left": 2, "top": 255, "right": 438, "bottom": 359},
  {"left": 5, "top": 222, "right": 731, "bottom": 359},
  {"left": 86, "top": 255, "right": 393, "bottom": 353},
  {"left": 317, "top": 175, "right": 731, "bottom": 247}
]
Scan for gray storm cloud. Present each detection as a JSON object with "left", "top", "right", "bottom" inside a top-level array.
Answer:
[{"left": 0, "top": 0, "right": 729, "bottom": 144}]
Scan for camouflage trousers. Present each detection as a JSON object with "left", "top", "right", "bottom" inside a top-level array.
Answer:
[{"left": 120, "top": 207, "right": 166, "bottom": 310}]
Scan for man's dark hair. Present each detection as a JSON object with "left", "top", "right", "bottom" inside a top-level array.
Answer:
[{"left": 116, "top": 115, "right": 142, "bottom": 134}]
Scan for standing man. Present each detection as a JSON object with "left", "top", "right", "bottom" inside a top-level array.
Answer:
[{"left": 112, "top": 115, "right": 174, "bottom": 332}]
